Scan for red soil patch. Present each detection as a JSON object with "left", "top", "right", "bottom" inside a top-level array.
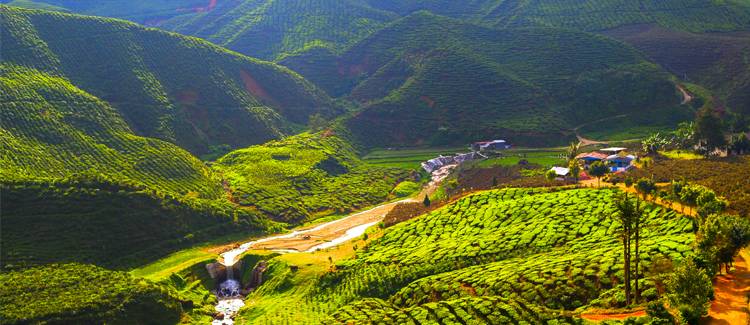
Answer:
[
  {"left": 338, "top": 63, "right": 367, "bottom": 77},
  {"left": 195, "top": 0, "right": 217, "bottom": 13},
  {"left": 176, "top": 90, "right": 199, "bottom": 105},
  {"left": 580, "top": 310, "right": 646, "bottom": 321},
  {"left": 702, "top": 251, "right": 750, "bottom": 325},
  {"left": 420, "top": 95, "right": 436, "bottom": 108},
  {"left": 240, "top": 70, "right": 277, "bottom": 106}
]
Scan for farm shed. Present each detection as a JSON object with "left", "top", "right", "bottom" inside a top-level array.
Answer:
[{"left": 471, "top": 140, "right": 511, "bottom": 152}]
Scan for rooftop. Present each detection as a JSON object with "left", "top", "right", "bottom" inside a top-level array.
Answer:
[{"left": 599, "top": 147, "right": 628, "bottom": 153}]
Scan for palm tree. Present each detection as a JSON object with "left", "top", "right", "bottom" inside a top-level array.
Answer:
[{"left": 566, "top": 141, "right": 581, "bottom": 162}]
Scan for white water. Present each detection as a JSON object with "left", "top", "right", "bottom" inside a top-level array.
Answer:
[
  {"left": 305, "top": 221, "right": 380, "bottom": 252},
  {"left": 219, "top": 203, "right": 396, "bottom": 266},
  {"left": 212, "top": 297, "right": 244, "bottom": 325}
]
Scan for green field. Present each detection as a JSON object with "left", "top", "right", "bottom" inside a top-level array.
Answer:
[
  {"left": 363, "top": 147, "right": 468, "bottom": 169},
  {"left": 472, "top": 148, "right": 566, "bottom": 168}
]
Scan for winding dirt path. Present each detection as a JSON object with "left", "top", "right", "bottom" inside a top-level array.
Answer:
[
  {"left": 702, "top": 249, "right": 750, "bottom": 325},
  {"left": 572, "top": 114, "right": 628, "bottom": 146},
  {"left": 677, "top": 84, "right": 694, "bottom": 105},
  {"left": 580, "top": 310, "right": 646, "bottom": 322},
  {"left": 222, "top": 165, "right": 454, "bottom": 255}
]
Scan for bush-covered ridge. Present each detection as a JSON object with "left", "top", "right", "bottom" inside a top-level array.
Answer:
[
  {"left": 0, "top": 263, "right": 183, "bottom": 324},
  {"left": 281, "top": 12, "right": 688, "bottom": 147},
  {"left": 0, "top": 4, "right": 336, "bottom": 155},
  {"left": 214, "top": 130, "right": 409, "bottom": 223},
  {"left": 161, "top": 0, "right": 398, "bottom": 61},
  {"left": 0, "top": 63, "right": 222, "bottom": 198},
  {"left": 0, "top": 178, "right": 271, "bottom": 270}
]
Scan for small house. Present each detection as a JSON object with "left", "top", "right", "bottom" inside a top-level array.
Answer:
[
  {"left": 575, "top": 152, "right": 609, "bottom": 168},
  {"left": 607, "top": 154, "right": 636, "bottom": 172},
  {"left": 550, "top": 167, "right": 570, "bottom": 180},
  {"left": 575, "top": 147, "right": 635, "bottom": 172},
  {"left": 471, "top": 140, "right": 511, "bottom": 152}
]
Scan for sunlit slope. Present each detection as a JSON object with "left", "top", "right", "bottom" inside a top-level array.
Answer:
[
  {"left": 324, "top": 188, "right": 694, "bottom": 322},
  {"left": 0, "top": 64, "right": 221, "bottom": 197},
  {"left": 283, "top": 13, "right": 686, "bottom": 147},
  {"left": 0, "top": 5, "right": 335, "bottom": 155},
  {"left": 214, "top": 130, "right": 408, "bottom": 224},
  {"left": 0, "top": 263, "right": 183, "bottom": 324},
  {"left": 0, "top": 64, "right": 271, "bottom": 269}
]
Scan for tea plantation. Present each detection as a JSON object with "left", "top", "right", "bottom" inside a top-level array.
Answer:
[
  {"left": 214, "top": 130, "right": 409, "bottom": 223},
  {"left": 0, "top": 5, "right": 335, "bottom": 155},
  {"left": 0, "top": 263, "right": 183, "bottom": 324},
  {"left": 316, "top": 188, "right": 693, "bottom": 322},
  {"left": 282, "top": 12, "right": 688, "bottom": 147}
]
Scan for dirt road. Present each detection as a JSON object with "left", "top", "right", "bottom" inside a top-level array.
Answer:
[
  {"left": 580, "top": 310, "right": 646, "bottom": 322},
  {"left": 703, "top": 249, "right": 750, "bottom": 325},
  {"left": 220, "top": 164, "right": 455, "bottom": 260}
]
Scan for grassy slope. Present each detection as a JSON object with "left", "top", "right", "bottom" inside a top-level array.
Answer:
[
  {"left": 365, "top": 0, "right": 750, "bottom": 32},
  {"left": 0, "top": 0, "right": 208, "bottom": 23},
  {"left": 604, "top": 25, "right": 750, "bottom": 115},
  {"left": 0, "top": 64, "right": 273, "bottom": 269},
  {"left": 0, "top": 5, "right": 335, "bottom": 155},
  {"left": 214, "top": 129, "right": 409, "bottom": 223},
  {"left": 161, "top": 0, "right": 398, "bottom": 61},
  {"left": 0, "top": 64, "right": 221, "bottom": 197},
  {"left": 0, "top": 263, "right": 183, "bottom": 324},
  {"left": 282, "top": 13, "right": 687, "bottom": 148}
]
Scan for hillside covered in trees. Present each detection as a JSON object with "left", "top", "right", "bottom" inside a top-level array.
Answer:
[{"left": 0, "top": 5, "right": 335, "bottom": 156}]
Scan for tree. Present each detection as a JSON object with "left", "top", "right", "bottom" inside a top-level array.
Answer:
[
  {"left": 729, "top": 134, "right": 750, "bottom": 155},
  {"left": 672, "top": 121, "right": 696, "bottom": 150},
  {"left": 566, "top": 141, "right": 581, "bottom": 162},
  {"left": 695, "top": 108, "right": 727, "bottom": 156},
  {"left": 615, "top": 192, "right": 639, "bottom": 305},
  {"left": 545, "top": 169, "right": 557, "bottom": 184},
  {"left": 588, "top": 161, "right": 610, "bottom": 187},
  {"left": 568, "top": 160, "right": 581, "bottom": 183},
  {"left": 698, "top": 214, "right": 750, "bottom": 274},
  {"left": 665, "top": 258, "right": 713, "bottom": 325},
  {"left": 423, "top": 195, "right": 431, "bottom": 207},
  {"left": 642, "top": 132, "right": 670, "bottom": 154},
  {"left": 624, "top": 177, "right": 634, "bottom": 188},
  {"left": 635, "top": 178, "right": 656, "bottom": 200}
]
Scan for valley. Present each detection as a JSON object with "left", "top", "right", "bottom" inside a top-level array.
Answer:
[{"left": 1, "top": 1, "right": 750, "bottom": 325}]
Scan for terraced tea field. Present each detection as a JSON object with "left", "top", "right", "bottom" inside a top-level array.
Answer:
[{"left": 236, "top": 187, "right": 694, "bottom": 323}]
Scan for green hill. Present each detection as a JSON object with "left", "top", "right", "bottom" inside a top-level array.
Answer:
[
  {"left": 0, "top": 0, "right": 209, "bottom": 23},
  {"left": 0, "top": 5, "right": 335, "bottom": 155},
  {"left": 0, "top": 64, "right": 272, "bottom": 269},
  {"left": 364, "top": 0, "right": 750, "bottom": 32},
  {"left": 0, "top": 263, "right": 184, "bottom": 324},
  {"left": 214, "top": 129, "right": 409, "bottom": 224},
  {"left": 283, "top": 13, "right": 688, "bottom": 147},
  {"left": 160, "top": 0, "right": 398, "bottom": 61},
  {"left": 605, "top": 25, "right": 750, "bottom": 115}
]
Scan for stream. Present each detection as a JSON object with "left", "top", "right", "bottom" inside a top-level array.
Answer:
[
  {"left": 210, "top": 164, "right": 456, "bottom": 324},
  {"left": 210, "top": 205, "right": 394, "bottom": 325}
]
